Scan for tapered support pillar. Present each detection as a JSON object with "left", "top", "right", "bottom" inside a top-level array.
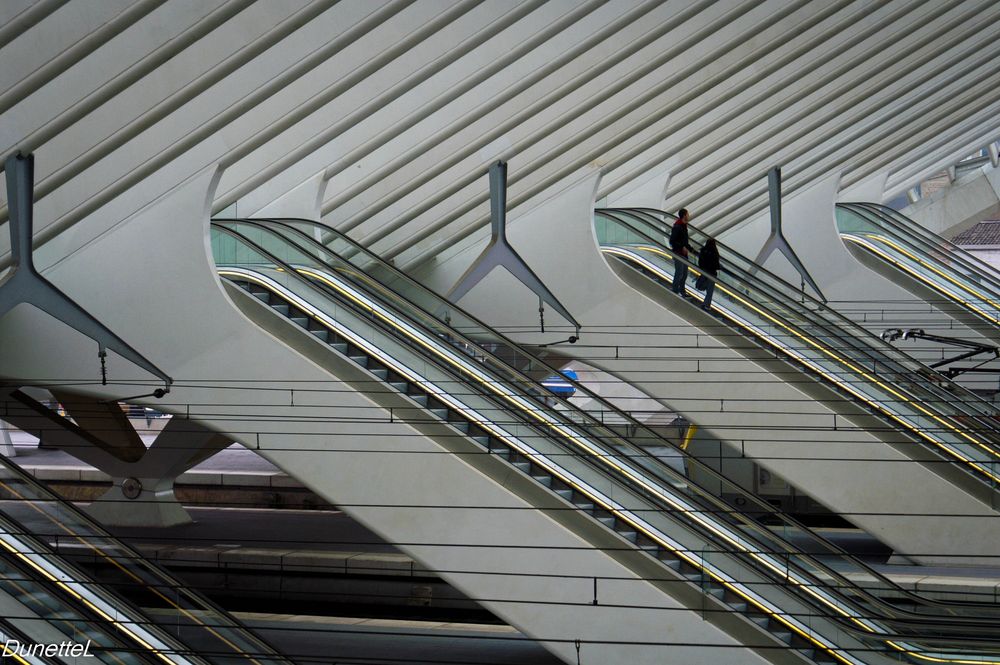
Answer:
[
  {"left": 751, "top": 167, "right": 826, "bottom": 302},
  {"left": 0, "top": 153, "right": 173, "bottom": 392},
  {"left": 447, "top": 161, "right": 581, "bottom": 336}
]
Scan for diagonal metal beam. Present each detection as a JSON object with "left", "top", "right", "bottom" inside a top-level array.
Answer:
[
  {"left": 751, "top": 167, "right": 827, "bottom": 303},
  {"left": 0, "top": 152, "right": 172, "bottom": 390},
  {"left": 447, "top": 161, "right": 581, "bottom": 334}
]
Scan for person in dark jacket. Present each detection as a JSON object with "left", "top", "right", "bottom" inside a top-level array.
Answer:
[
  {"left": 698, "top": 238, "right": 721, "bottom": 311},
  {"left": 669, "top": 208, "right": 693, "bottom": 296}
]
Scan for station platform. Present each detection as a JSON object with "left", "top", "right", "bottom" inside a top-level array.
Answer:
[{"left": 6, "top": 431, "right": 1000, "bottom": 611}]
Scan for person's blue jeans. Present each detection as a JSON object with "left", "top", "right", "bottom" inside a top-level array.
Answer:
[
  {"left": 672, "top": 258, "right": 688, "bottom": 294},
  {"left": 702, "top": 281, "right": 715, "bottom": 310}
]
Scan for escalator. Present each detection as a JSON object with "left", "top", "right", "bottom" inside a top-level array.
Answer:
[
  {"left": 835, "top": 202, "right": 1000, "bottom": 343},
  {"left": 211, "top": 216, "right": 1000, "bottom": 665},
  {"left": 596, "top": 207, "right": 1000, "bottom": 489},
  {"left": 0, "top": 429, "right": 290, "bottom": 665},
  {"left": 0, "top": 513, "right": 181, "bottom": 665}
]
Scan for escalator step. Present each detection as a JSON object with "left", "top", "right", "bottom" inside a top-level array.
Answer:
[
  {"left": 682, "top": 572, "right": 703, "bottom": 583},
  {"left": 531, "top": 474, "right": 553, "bottom": 488},
  {"left": 237, "top": 281, "right": 251, "bottom": 290},
  {"left": 635, "top": 534, "right": 657, "bottom": 549},
  {"left": 616, "top": 529, "right": 638, "bottom": 543},
  {"left": 78, "top": 626, "right": 109, "bottom": 642},
  {"left": 772, "top": 631, "right": 792, "bottom": 644},
  {"left": 450, "top": 420, "right": 470, "bottom": 434},
  {"left": 389, "top": 381, "right": 408, "bottom": 392},
  {"left": 513, "top": 461, "right": 531, "bottom": 473},
  {"left": 271, "top": 303, "right": 290, "bottom": 316},
  {"left": 348, "top": 355, "right": 369, "bottom": 367},
  {"left": 371, "top": 368, "right": 389, "bottom": 380},
  {"left": 310, "top": 329, "right": 330, "bottom": 342},
  {"left": 251, "top": 291, "right": 270, "bottom": 302},
  {"left": 573, "top": 500, "right": 595, "bottom": 512},
  {"left": 490, "top": 443, "right": 511, "bottom": 458},
  {"left": 706, "top": 588, "right": 725, "bottom": 600},
  {"left": 659, "top": 555, "right": 681, "bottom": 569},
  {"left": 31, "top": 593, "right": 62, "bottom": 612},
  {"left": 46, "top": 610, "right": 80, "bottom": 621},
  {"left": 554, "top": 488, "right": 573, "bottom": 500},
  {"left": 290, "top": 316, "right": 309, "bottom": 327},
  {"left": 597, "top": 516, "right": 616, "bottom": 527},
  {"left": 430, "top": 407, "right": 448, "bottom": 419},
  {"left": 331, "top": 342, "right": 348, "bottom": 353},
  {"left": 471, "top": 435, "right": 490, "bottom": 447}
]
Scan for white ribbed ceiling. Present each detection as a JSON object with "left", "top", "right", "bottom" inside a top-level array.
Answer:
[{"left": 1, "top": 0, "right": 999, "bottom": 269}]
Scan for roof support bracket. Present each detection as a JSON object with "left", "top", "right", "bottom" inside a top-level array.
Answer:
[
  {"left": 446, "top": 161, "right": 581, "bottom": 336},
  {"left": 0, "top": 152, "right": 172, "bottom": 394},
  {"left": 751, "top": 167, "right": 827, "bottom": 303}
]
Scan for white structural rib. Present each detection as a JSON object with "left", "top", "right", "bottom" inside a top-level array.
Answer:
[{"left": 0, "top": 0, "right": 999, "bottom": 269}]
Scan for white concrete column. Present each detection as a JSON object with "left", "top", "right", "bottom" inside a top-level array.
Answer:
[
  {"left": 85, "top": 417, "right": 230, "bottom": 528},
  {"left": 0, "top": 419, "right": 14, "bottom": 457}
]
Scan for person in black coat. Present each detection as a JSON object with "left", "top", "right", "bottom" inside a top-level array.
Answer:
[
  {"left": 669, "top": 208, "right": 693, "bottom": 296},
  {"left": 697, "top": 238, "right": 720, "bottom": 311}
]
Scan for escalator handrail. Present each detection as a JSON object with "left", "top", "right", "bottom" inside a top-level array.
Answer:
[
  {"left": 215, "top": 219, "right": 830, "bottom": 537},
  {"left": 216, "top": 224, "right": 918, "bottom": 660},
  {"left": 610, "top": 207, "right": 984, "bottom": 382},
  {"left": 606, "top": 207, "right": 956, "bottom": 373},
  {"left": 213, "top": 220, "right": 825, "bottom": 549}
]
